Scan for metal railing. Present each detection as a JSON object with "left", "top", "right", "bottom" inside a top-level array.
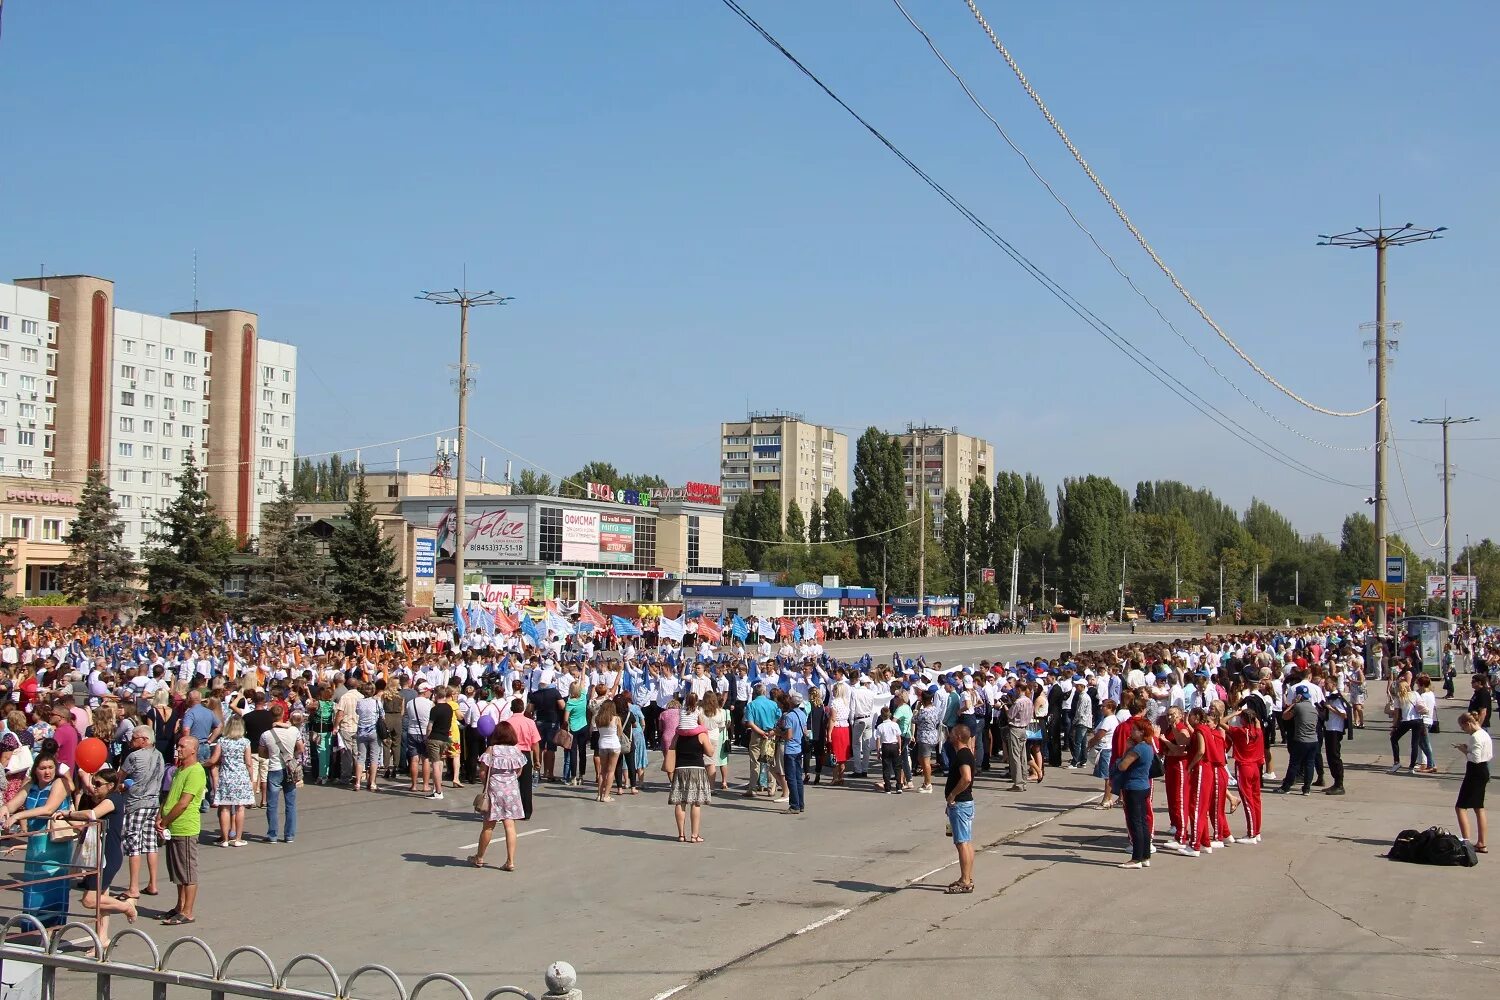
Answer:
[
  {"left": 0, "top": 818, "right": 104, "bottom": 942},
  {"left": 0, "top": 918, "right": 582, "bottom": 1000}
]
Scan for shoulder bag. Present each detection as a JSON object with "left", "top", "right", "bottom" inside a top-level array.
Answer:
[{"left": 272, "top": 727, "right": 304, "bottom": 787}]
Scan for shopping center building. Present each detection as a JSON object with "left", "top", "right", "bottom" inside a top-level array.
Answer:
[{"left": 395, "top": 482, "right": 725, "bottom": 609}]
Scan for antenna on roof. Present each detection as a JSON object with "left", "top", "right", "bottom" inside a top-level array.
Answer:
[{"left": 192, "top": 248, "right": 199, "bottom": 323}]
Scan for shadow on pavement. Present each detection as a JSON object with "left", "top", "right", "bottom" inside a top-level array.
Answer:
[
  {"left": 580, "top": 825, "right": 682, "bottom": 842},
  {"left": 401, "top": 851, "right": 471, "bottom": 867}
]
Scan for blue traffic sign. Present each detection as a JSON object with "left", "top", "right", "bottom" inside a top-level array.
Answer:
[{"left": 1385, "top": 556, "right": 1406, "bottom": 585}]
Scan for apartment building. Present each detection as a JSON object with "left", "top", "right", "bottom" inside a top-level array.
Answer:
[
  {"left": 8, "top": 275, "right": 297, "bottom": 549},
  {"left": 720, "top": 411, "right": 847, "bottom": 524},
  {"left": 0, "top": 283, "right": 59, "bottom": 480},
  {"left": 892, "top": 426, "right": 995, "bottom": 533}
]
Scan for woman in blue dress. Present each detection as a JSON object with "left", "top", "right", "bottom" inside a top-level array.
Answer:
[{"left": 1, "top": 753, "right": 74, "bottom": 928}]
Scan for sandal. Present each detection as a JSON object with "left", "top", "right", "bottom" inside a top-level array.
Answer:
[
  {"left": 499, "top": 862, "right": 515, "bottom": 872},
  {"left": 678, "top": 835, "right": 688, "bottom": 843},
  {"left": 160, "top": 915, "right": 195, "bottom": 926},
  {"left": 690, "top": 836, "right": 704, "bottom": 843},
  {"left": 944, "top": 882, "right": 974, "bottom": 894},
  {"left": 467, "top": 855, "right": 485, "bottom": 868},
  {"left": 1476, "top": 845, "right": 1489, "bottom": 854}
]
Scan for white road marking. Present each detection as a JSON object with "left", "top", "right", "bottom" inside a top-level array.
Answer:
[
  {"left": 910, "top": 864, "right": 954, "bottom": 884},
  {"left": 459, "top": 828, "right": 548, "bottom": 849},
  {"left": 649, "top": 985, "right": 689, "bottom": 1000},
  {"left": 794, "top": 908, "right": 851, "bottom": 935}
]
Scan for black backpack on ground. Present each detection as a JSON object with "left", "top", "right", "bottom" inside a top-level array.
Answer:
[{"left": 1388, "top": 826, "right": 1478, "bottom": 867}]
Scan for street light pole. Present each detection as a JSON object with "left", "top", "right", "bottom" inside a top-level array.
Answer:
[
  {"left": 1319, "top": 221, "right": 1445, "bottom": 636},
  {"left": 1415, "top": 415, "right": 1477, "bottom": 625},
  {"left": 418, "top": 284, "right": 512, "bottom": 608}
]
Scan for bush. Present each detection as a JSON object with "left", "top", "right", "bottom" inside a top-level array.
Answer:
[{"left": 23, "top": 595, "right": 78, "bottom": 607}]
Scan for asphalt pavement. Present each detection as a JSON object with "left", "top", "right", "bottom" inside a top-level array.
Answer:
[{"left": 49, "top": 632, "right": 1497, "bottom": 1000}]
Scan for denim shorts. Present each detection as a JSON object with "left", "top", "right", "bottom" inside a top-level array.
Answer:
[
  {"left": 403, "top": 733, "right": 427, "bottom": 760},
  {"left": 1092, "top": 748, "right": 1112, "bottom": 779},
  {"left": 946, "top": 800, "right": 975, "bottom": 844}
]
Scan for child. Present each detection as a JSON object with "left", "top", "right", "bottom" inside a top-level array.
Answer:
[
  {"left": 1452, "top": 711, "right": 1491, "bottom": 853},
  {"left": 875, "top": 708, "right": 903, "bottom": 794}
]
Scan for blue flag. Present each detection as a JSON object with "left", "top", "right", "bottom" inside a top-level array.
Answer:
[
  {"left": 731, "top": 615, "right": 749, "bottom": 642},
  {"left": 454, "top": 602, "right": 468, "bottom": 638},
  {"left": 521, "top": 614, "right": 543, "bottom": 647},
  {"left": 611, "top": 615, "right": 642, "bottom": 638}
]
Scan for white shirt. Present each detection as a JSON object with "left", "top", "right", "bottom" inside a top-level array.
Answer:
[
  {"left": 1465, "top": 729, "right": 1494, "bottom": 764},
  {"left": 875, "top": 719, "right": 901, "bottom": 745}
]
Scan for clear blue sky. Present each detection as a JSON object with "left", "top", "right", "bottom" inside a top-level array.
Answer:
[{"left": 3, "top": 1, "right": 1496, "bottom": 550}]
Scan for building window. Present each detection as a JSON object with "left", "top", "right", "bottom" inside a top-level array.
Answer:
[
  {"left": 182, "top": 400, "right": 195, "bottom": 415},
  {"left": 781, "top": 599, "right": 830, "bottom": 618},
  {"left": 120, "top": 390, "right": 135, "bottom": 407},
  {"left": 181, "top": 425, "right": 192, "bottom": 439},
  {"left": 118, "top": 442, "right": 133, "bottom": 457},
  {"left": 120, "top": 365, "right": 136, "bottom": 380},
  {"left": 144, "top": 395, "right": 155, "bottom": 409},
  {"left": 21, "top": 319, "right": 38, "bottom": 335},
  {"left": 687, "top": 515, "right": 701, "bottom": 571},
  {"left": 119, "top": 417, "right": 134, "bottom": 432},
  {"left": 724, "top": 435, "right": 748, "bottom": 445},
  {"left": 163, "top": 372, "right": 174, "bottom": 388},
  {"left": 16, "top": 459, "right": 33, "bottom": 475},
  {"left": 9, "top": 517, "right": 32, "bottom": 539},
  {"left": 41, "top": 518, "right": 62, "bottom": 542},
  {"left": 261, "top": 435, "right": 272, "bottom": 448},
  {"left": 281, "top": 392, "right": 290, "bottom": 405},
  {"left": 162, "top": 447, "right": 173, "bottom": 462},
  {"left": 118, "top": 495, "right": 133, "bottom": 509},
  {"left": 725, "top": 451, "right": 748, "bottom": 460},
  {"left": 143, "top": 445, "right": 154, "bottom": 460},
  {"left": 752, "top": 435, "right": 781, "bottom": 446},
  {"left": 633, "top": 515, "right": 656, "bottom": 569},
  {"left": 33, "top": 567, "right": 61, "bottom": 593},
  {"left": 144, "top": 369, "right": 155, "bottom": 383},
  {"left": 539, "top": 506, "right": 563, "bottom": 563},
  {"left": 144, "top": 343, "right": 156, "bottom": 358},
  {"left": 17, "top": 431, "right": 34, "bottom": 447},
  {"left": 19, "top": 375, "right": 36, "bottom": 391},
  {"left": 142, "top": 419, "right": 154, "bottom": 434},
  {"left": 183, "top": 350, "right": 197, "bottom": 365},
  {"left": 122, "top": 340, "right": 135, "bottom": 354},
  {"left": 0, "top": 316, "right": 7, "bottom": 330},
  {"left": 164, "top": 347, "right": 175, "bottom": 361},
  {"left": 45, "top": 351, "right": 56, "bottom": 370},
  {"left": 262, "top": 389, "right": 273, "bottom": 402},
  {"left": 282, "top": 369, "right": 291, "bottom": 382},
  {"left": 46, "top": 325, "right": 56, "bottom": 344},
  {"left": 20, "top": 347, "right": 38, "bottom": 364},
  {"left": 183, "top": 375, "right": 197, "bottom": 391},
  {"left": 262, "top": 365, "right": 275, "bottom": 382},
  {"left": 0, "top": 344, "right": 7, "bottom": 359}
]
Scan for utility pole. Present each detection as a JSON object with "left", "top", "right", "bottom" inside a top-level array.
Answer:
[
  {"left": 909, "top": 425, "right": 926, "bottom": 620},
  {"left": 1415, "top": 415, "right": 1478, "bottom": 624},
  {"left": 1253, "top": 563, "right": 1259, "bottom": 604},
  {"left": 1174, "top": 555, "right": 1180, "bottom": 599},
  {"left": 1319, "top": 220, "right": 1445, "bottom": 637},
  {"left": 1218, "top": 560, "right": 1224, "bottom": 617},
  {"left": 418, "top": 283, "right": 513, "bottom": 609},
  {"left": 1295, "top": 570, "right": 1300, "bottom": 608},
  {"left": 1118, "top": 549, "right": 1126, "bottom": 623}
]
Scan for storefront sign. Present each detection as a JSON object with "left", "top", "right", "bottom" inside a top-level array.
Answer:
[
  {"left": 605, "top": 569, "right": 665, "bottom": 579},
  {"left": 599, "top": 512, "right": 635, "bottom": 565},
  {"left": 586, "top": 481, "right": 722, "bottom": 507},
  {"left": 5, "top": 489, "right": 74, "bottom": 505},
  {"left": 414, "top": 537, "right": 436, "bottom": 578},
  {"left": 794, "top": 582, "right": 823, "bottom": 599},
  {"left": 561, "top": 509, "right": 600, "bottom": 562}
]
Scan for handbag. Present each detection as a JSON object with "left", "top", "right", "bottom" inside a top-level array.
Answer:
[
  {"left": 620, "top": 715, "right": 635, "bottom": 755},
  {"left": 554, "top": 729, "right": 575, "bottom": 751},
  {"left": 73, "top": 819, "right": 100, "bottom": 868},
  {"left": 47, "top": 814, "right": 78, "bottom": 843},
  {"left": 272, "top": 727, "right": 304, "bottom": 787},
  {"left": 1149, "top": 752, "right": 1165, "bottom": 779},
  {"left": 473, "top": 787, "right": 490, "bottom": 815}
]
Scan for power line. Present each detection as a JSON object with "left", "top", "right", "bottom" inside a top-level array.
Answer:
[
  {"left": 888, "top": 0, "right": 1369, "bottom": 454},
  {"left": 727, "top": 513, "right": 924, "bottom": 547},
  {"left": 958, "top": 0, "right": 1377, "bottom": 419},
  {"left": 715, "top": 0, "right": 1362, "bottom": 490}
]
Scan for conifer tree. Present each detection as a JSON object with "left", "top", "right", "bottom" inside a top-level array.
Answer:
[{"left": 60, "top": 466, "right": 140, "bottom": 614}]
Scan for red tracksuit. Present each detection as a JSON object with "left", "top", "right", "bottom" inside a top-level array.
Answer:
[
  {"left": 1204, "top": 725, "right": 1230, "bottom": 842},
  {"left": 1227, "top": 723, "right": 1264, "bottom": 839},
  {"left": 1110, "top": 714, "right": 1155, "bottom": 836},
  {"left": 1164, "top": 722, "right": 1191, "bottom": 841},
  {"left": 1188, "top": 729, "right": 1215, "bottom": 851}
]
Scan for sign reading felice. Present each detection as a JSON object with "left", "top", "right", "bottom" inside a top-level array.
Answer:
[
  {"left": 430, "top": 504, "right": 529, "bottom": 561},
  {"left": 587, "top": 481, "right": 722, "bottom": 506}
]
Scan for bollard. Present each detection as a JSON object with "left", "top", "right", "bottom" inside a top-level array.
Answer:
[{"left": 542, "top": 960, "right": 581, "bottom": 1000}]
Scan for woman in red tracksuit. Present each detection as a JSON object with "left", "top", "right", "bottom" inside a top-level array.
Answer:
[
  {"left": 1181, "top": 707, "right": 1214, "bottom": 856},
  {"left": 1161, "top": 707, "right": 1192, "bottom": 847},
  {"left": 1204, "top": 707, "right": 1231, "bottom": 847},
  {"left": 1225, "top": 704, "right": 1265, "bottom": 844}
]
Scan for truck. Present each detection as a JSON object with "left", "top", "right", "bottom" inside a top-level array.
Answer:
[{"left": 1150, "top": 599, "right": 1216, "bottom": 623}]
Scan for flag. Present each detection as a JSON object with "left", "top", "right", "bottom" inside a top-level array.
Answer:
[
  {"left": 579, "top": 601, "right": 608, "bottom": 629},
  {"left": 779, "top": 618, "right": 794, "bottom": 639},
  {"left": 612, "top": 615, "right": 643, "bottom": 638},
  {"left": 546, "top": 611, "right": 575, "bottom": 638},
  {"left": 494, "top": 611, "right": 520, "bottom": 635},
  {"left": 224, "top": 617, "right": 238, "bottom": 642},
  {"left": 454, "top": 602, "right": 468, "bottom": 638},
  {"left": 757, "top": 617, "right": 775, "bottom": 640},
  {"left": 656, "top": 616, "right": 685, "bottom": 643},
  {"left": 696, "top": 616, "right": 722, "bottom": 644},
  {"left": 730, "top": 615, "right": 749, "bottom": 642},
  {"left": 521, "top": 615, "right": 543, "bottom": 647},
  {"left": 815, "top": 621, "right": 825, "bottom": 642}
]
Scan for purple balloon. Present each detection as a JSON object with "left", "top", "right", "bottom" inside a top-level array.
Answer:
[{"left": 477, "top": 715, "right": 497, "bottom": 739}]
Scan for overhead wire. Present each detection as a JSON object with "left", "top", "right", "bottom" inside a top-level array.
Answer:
[
  {"left": 1386, "top": 413, "right": 1445, "bottom": 548},
  {"left": 716, "top": 0, "right": 1363, "bottom": 490},
  {"left": 890, "top": 0, "right": 1370, "bottom": 453},
  {"left": 958, "top": 0, "right": 1377, "bottom": 419}
]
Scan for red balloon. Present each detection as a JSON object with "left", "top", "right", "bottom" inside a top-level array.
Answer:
[{"left": 76, "top": 738, "right": 109, "bottom": 774}]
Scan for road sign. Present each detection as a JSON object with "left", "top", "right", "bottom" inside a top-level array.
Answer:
[
  {"left": 1385, "top": 556, "right": 1406, "bottom": 585},
  {"left": 1359, "top": 580, "right": 1384, "bottom": 601}
]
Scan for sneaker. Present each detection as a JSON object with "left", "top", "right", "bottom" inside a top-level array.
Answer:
[
  {"left": 1119, "top": 861, "right": 1144, "bottom": 869},
  {"left": 1142, "top": 860, "right": 1151, "bottom": 867},
  {"left": 1300, "top": 788, "right": 1311, "bottom": 795},
  {"left": 918, "top": 786, "right": 933, "bottom": 794},
  {"left": 429, "top": 792, "right": 445, "bottom": 800},
  {"left": 233, "top": 839, "right": 248, "bottom": 847},
  {"left": 1202, "top": 845, "right": 1213, "bottom": 854},
  {"left": 894, "top": 789, "right": 903, "bottom": 795},
  {"left": 1177, "top": 845, "right": 1199, "bottom": 857},
  {"left": 1263, "top": 772, "right": 1277, "bottom": 781},
  {"left": 1313, "top": 777, "right": 1326, "bottom": 787},
  {"left": 1148, "top": 843, "right": 1157, "bottom": 855},
  {"left": 282, "top": 839, "right": 295, "bottom": 844},
  {"left": 773, "top": 796, "right": 788, "bottom": 803},
  {"left": 1325, "top": 786, "right": 1346, "bottom": 796},
  {"left": 1225, "top": 836, "right": 1237, "bottom": 845},
  {"left": 1210, "top": 840, "right": 1224, "bottom": 849}
]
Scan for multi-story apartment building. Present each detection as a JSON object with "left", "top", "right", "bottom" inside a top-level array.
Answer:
[
  {"left": 7, "top": 275, "right": 297, "bottom": 551},
  {"left": 720, "top": 411, "right": 847, "bottom": 524},
  {"left": 0, "top": 283, "right": 59, "bottom": 480},
  {"left": 892, "top": 426, "right": 995, "bottom": 534}
]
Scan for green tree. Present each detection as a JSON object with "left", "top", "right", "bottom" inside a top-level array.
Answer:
[
  {"left": 60, "top": 467, "right": 140, "bottom": 614},
  {"left": 941, "top": 488, "right": 966, "bottom": 593},
  {"left": 246, "top": 481, "right": 334, "bottom": 622},
  {"left": 0, "top": 544, "right": 19, "bottom": 614},
  {"left": 1243, "top": 498, "right": 1301, "bottom": 562},
  {"left": 516, "top": 469, "right": 553, "bottom": 496},
  {"left": 1337, "top": 512, "right": 1377, "bottom": 589},
  {"left": 808, "top": 499, "right": 823, "bottom": 545},
  {"left": 822, "top": 488, "right": 850, "bottom": 542},
  {"left": 142, "top": 449, "right": 237, "bottom": 624},
  {"left": 966, "top": 477, "right": 993, "bottom": 582},
  {"left": 1056, "top": 474, "right": 1128, "bottom": 613},
  {"left": 1126, "top": 510, "right": 1204, "bottom": 608},
  {"left": 619, "top": 472, "right": 669, "bottom": 492},
  {"left": 328, "top": 474, "right": 407, "bottom": 622},
  {"left": 785, "top": 499, "right": 806, "bottom": 544},
  {"left": 851, "top": 428, "right": 908, "bottom": 591},
  {"left": 727, "top": 488, "right": 784, "bottom": 570},
  {"left": 1453, "top": 538, "right": 1499, "bottom": 619},
  {"left": 293, "top": 454, "right": 356, "bottom": 502}
]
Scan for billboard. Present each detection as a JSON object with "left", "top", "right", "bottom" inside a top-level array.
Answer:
[
  {"left": 414, "top": 537, "right": 436, "bottom": 578},
  {"left": 561, "top": 510, "right": 601, "bottom": 562},
  {"left": 1426, "top": 575, "right": 1478, "bottom": 601},
  {"left": 599, "top": 512, "right": 635, "bottom": 564},
  {"left": 431, "top": 503, "right": 529, "bottom": 561}
]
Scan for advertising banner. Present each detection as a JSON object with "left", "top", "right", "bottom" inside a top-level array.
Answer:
[
  {"left": 414, "top": 537, "right": 436, "bottom": 578},
  {"left": 431, "top": 503, "right": 529, "bottom": 561},
  {"left": 599, "top": 512, "right": 635, "bottom": 564},
  {"left": 561, "top": 509, "right": 601, "bottom": 562},
  {"left": 1426, "top": 575, "right": 1478, "bottom": 601}
]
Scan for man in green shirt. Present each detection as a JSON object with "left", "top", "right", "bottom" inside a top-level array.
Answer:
[
  {"left": 157, "top": 735, "right": 207, "bottom": 925},
  {"left": 893, "top": 692, "right": 915, "bottom": 791}
]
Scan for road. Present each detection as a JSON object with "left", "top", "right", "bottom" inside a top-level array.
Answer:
[{"left": 45, "top": 632, "right": 1496, "bottom": 1000}]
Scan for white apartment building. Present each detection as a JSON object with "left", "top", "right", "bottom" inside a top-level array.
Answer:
[
  {"left": 110, "top": 309, "right": 213, "bottom": 548},
  {"left": 0, "top": 283, "right": 59, "bottom": 480},
  {"left": 893, "top": 426, "right": 995, "bottom": 534},
  {"left": 720, "top": 411, "right": 847, "bottom": 524},
  {"left": 249, "top": 338, "right": 297, "bottom": 534}
]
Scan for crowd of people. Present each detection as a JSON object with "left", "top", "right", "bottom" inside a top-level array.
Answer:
[{"left": 0, "top": 614, "right": 1493, "bottom": 936}]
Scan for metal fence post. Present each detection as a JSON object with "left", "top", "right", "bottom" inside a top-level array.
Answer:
[{"left": 541, "top": 962, "right": 580, "bottom": 1000}]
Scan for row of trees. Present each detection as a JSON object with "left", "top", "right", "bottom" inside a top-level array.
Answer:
[
  {"left": 720, "top": 426, "right": 1484, "bottom": 619},
  {"left": 54, "top": 452, "right": 407, "bottom": 625}
]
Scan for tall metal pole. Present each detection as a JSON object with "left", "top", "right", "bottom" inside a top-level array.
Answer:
[
  {"left": 1118, "top": 549, "right": 1126, "bottom": 623},
  {"left": 915, "top": 427, "right": 925, "bottom": 619},
  {"left": 1218, "top": 560, "right": 1223, "bottom": 617},
  {"left": 1415, "top": 415, "right": 1478, "bottom": 624},
  {"left": 1319, "top": 222, "right": 1445, "bottom": 637},
  {"left": 418, "top": 285, "right": 512, "bottom": 608}
]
